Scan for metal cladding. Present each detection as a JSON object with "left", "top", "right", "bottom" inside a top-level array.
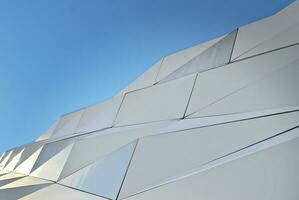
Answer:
[{"left": 1, "top": 1, "right": 299, "bottom": 199}]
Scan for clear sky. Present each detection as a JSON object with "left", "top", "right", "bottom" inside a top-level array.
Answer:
[{"left": 0, "top": 0, "right": 294, "bottom": 153}]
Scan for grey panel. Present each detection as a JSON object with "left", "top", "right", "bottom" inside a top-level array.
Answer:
[
  {"left": 155, "top": 36, "right": 224, "bottom": 81},
  {"left": 0, "top": 183, "right": 51, "bottom": 200},
  {"left": 165, "top": 106, "right": 299, "bottom": 133},
  {"left": 59, "top": 141, "right": 137, "bottom": 200},
  {"left": 75, "top": 95, "right": 123, "bottom": 133},
  {"left": 59, "top": 121, "right": 171, "bottom": 180},
  {"left": 193, "top": 59, "right": 299, "bottom": 118},
  {"left": 0, "top": 151, "right": 13, "bottom": 169},
  {"left": 4, "top": 148, "right": 24, "bottom": 171},
  {"left": 14, "top": 145, "right": 44, "bottom": 175},
  {"left": 232, "top": 0, "right": 299, "bottom": 60},
  {"left": 124, "top": 131, "right": 299, "bottom": 200},
  {"left": 20, "top": 184, "right": 107, "bottom": 200},
  {"left": 119, "top": 111, "right": 299, "bottom": 198},
  {"left": 52, "top": 110, "right": 84, "bottom": 138},
  {"left": 161, "top": 30, "right": 237, "bottom": 83},
  {"left": 3, "top": 147, "right": 24, "bottom": 170},
  {"left": 0, "top": 176, "right": 51, "bottom": 189},
  {"left": 237, "top": 22, "right": 299, "bottom": 60},
  {"left": 186, "top": 44, "right": 299, "bottom": 117},
  {"left": 30, "top": 139, "right": 74, "bottom": 181},
  {"left": 121, "top": 59, "right": 163, "bottom": 94},
  {"left": 115, "top": 74, "right": 196, "bottom": 126},
  {"left": 36, "top": 120, "right": 59, "bottom": 141}
]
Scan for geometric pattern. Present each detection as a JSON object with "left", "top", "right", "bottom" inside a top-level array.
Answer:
[{"left": 1, "top": 1, "right": 299, "bottom": 199}]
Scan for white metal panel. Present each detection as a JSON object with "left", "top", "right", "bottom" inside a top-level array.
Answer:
[
  {"left": 186, "top": 44, "right": 299, "bottom": 117},
  {"left": 14, "top": 146, "right": 43, "bottom": 175},
  {"left": 121, "top": 59, "right": 163, "bottom": 94},
  {"left": 119, "top": 111, "right": 299, "bottom": 198},
  {"left": 60, "top": 141, "right": 137, "bottom": 200},
  {"left": 3, "top": 148, "right": 24, "bottom": 170},
  {"left": 232, "top": 0, "right": 299, "bottom": 60},
  {"left": 0, "top": 182, "right": 51, "bottom": 200},
  {"left": 36, "top": 120, "right": 59, "bottom": 141},
  {"left": 75, "top": 95, "right": 123, "bottom": 133},
  {"left": 52, "top": 110, "right": 84, "bottom": 138},
  {"left": 237, "top": 22, "right": 299, "bottom": 60},
  {"left": 30, "top": 144, "right": 74, "bottom": 181},
  {"left": 0, "top": 176, "right": 51, "bottom": 189},
  {"left": 155, "top": 36, "right": 224, "bottom": 81},
  {"left": 4, "top": 148, "right": 24, "bottom": 171},
  {"left": 193, "top": 59, "right": 299, "bottom": 118},
  {"left": 124, "top": 131, "right": 299, "bottom": 200},
  {"left": 20, "top": 184, "right": 107, "bottom": 200},
  {"left": 30, "top": 139, "right": 74, "bottom": 181},
  {"left": 161, "top": 30, "right": 237, "bottom": 83},
  {"left": 59, "top": 121, "right": 171, "bottom": 180},
  {"left": 115, "top": 74, "right": 196, "bottom": 126}
]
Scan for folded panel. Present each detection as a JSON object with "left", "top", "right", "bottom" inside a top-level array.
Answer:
[
  {"left": 192, "top": 59, "right": 299, "bottom": 118},
  {"left": 20, "top": 184, "right": 107, "bottom": 200},
  {"left": 52, "top": 110, "right": 84, "bottom": 138},
  {"left": 0, "top": 183, "right": 51, "bottom": 200},
  {"left": 232, "top": 0, "right": 299, "bottom": 60},
  {"left": 121, "top": 59, "right": 163, "bottom": 94},
  {"left": 161, "top": 30, "right": 237, "bottom": 82},
  {"left": 155, "top": 36, "right": 224, "bottom": 81},
  {"left": 119, "top": 111, "right": 299, "bottom": 198},
  {"left": 4, "top": 148, "right": 24, "bottom": 171},
  {"left": 30, "top": 139, "right": 74, "bottom": 181},
  {"left": 14, "top": 146, "right": 43, "bottom": 175},
  {"left": 59, "top": 121, "right": 171, "bottom": 180},
  {"left": 123, "top": 132, "right": 299, "bottom": 200},
  {"left": 36, "top": 120, "right": 59, "bottom": 141},
  {"left": 115, "top": 74, "right": 196, "bottom": 126},
  {"left": 0, "top": 176, "right": 51, "bottom": 189},
  {"left": 59, "top": 141, "right": 137, "bottom": 200},
  {"left": 186, "top": 44, "right": 299, "bottom": 117},
  {"left": 75, "top": 95, "right": 123, "bottom": 133},
  {"left": 237, "top": 22, "right": 299, "bottom": 60}
]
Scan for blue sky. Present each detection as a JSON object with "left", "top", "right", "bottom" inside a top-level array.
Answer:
[{"left": 0, "top": 0, "right": 293, "bottom": 153}]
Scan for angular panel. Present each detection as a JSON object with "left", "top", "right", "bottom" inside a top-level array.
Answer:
[
  {"left": 0, "top": 183, "right": 51, "bottom": 200},
  {"left": 115, "top": 74, "right": 196, "bottom": 126},
  {"left": 4, "top": 148, "right": 24, "bottom": 171},
  {"left": 121, "top": 59, "right": 163, "bottom": 94},
  {"left": 119, "top": 111, "right": 299, "bottom": 198},
  {"left": 59, "top": 121, "right": 171, "bottom": 180},
  {"left": 161, "top": 30, "right": 237, "bottom": 82},
  {"left": 36, "top": 120, "right": 59, "bottom": 141},
  {"left": 52, "top": 110, "right": 84, "bottom": 138},
  {"left": 0, "top": 173, "right": 26, "bottom": 187},
  {"left": 30, "top": 139, "right": 74, "bottom": 181},
  {"left": 237, "top": 22, "right": 299, "bottom": 60},
  {"left": 0, "top": 151, "right": 12, "bottom": 168},
  {"left": 0, "top": 176, "right": 51, "bottom": 189},
  {"left": 75, "top": 95, "right": 123, "bottom": 133},
  {"left": 192, "top": 59, "right": 299, "bottom": 118},
  {"left": 123, "top": 132, "right": 299, "bottom": 200},
  {"left": 20, "top": 184, "right": 107, "bottom": 200},
  {"left": 186, "top": 45, "right": 299, "bottom": 117},
  {"left": 59, "top": 141, "right": 137, "bottom": 200},
  {"left": 156, "top": 36, "right": 224, "bottom": 81},
  {"left": 14, "top": 146, "right": 43, "bottom": 175},
  {"left": 232, "top": 0, "right": 299, "bottom": 60},
  {"left": 3, "top": 147, "right": 24, "bottom": 169}
]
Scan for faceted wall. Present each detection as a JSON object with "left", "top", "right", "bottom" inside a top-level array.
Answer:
[{"left": 1, "top": 1, "right": 299, "bottom": 199}]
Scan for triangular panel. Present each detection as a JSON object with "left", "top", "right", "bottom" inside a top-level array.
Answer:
[
  {"left": 161, "top": 30, "right": 237, "bottom": 82},
  {"left": 191, "top": 59, "right": 299, "bottom": 118},
  {"left": 59, "top": 141, "right": 137, "bottom": 200}
]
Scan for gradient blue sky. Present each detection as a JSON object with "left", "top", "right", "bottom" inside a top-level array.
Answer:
[{"left": 0, "top": 0, "right": 294, "bottom": 153}]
